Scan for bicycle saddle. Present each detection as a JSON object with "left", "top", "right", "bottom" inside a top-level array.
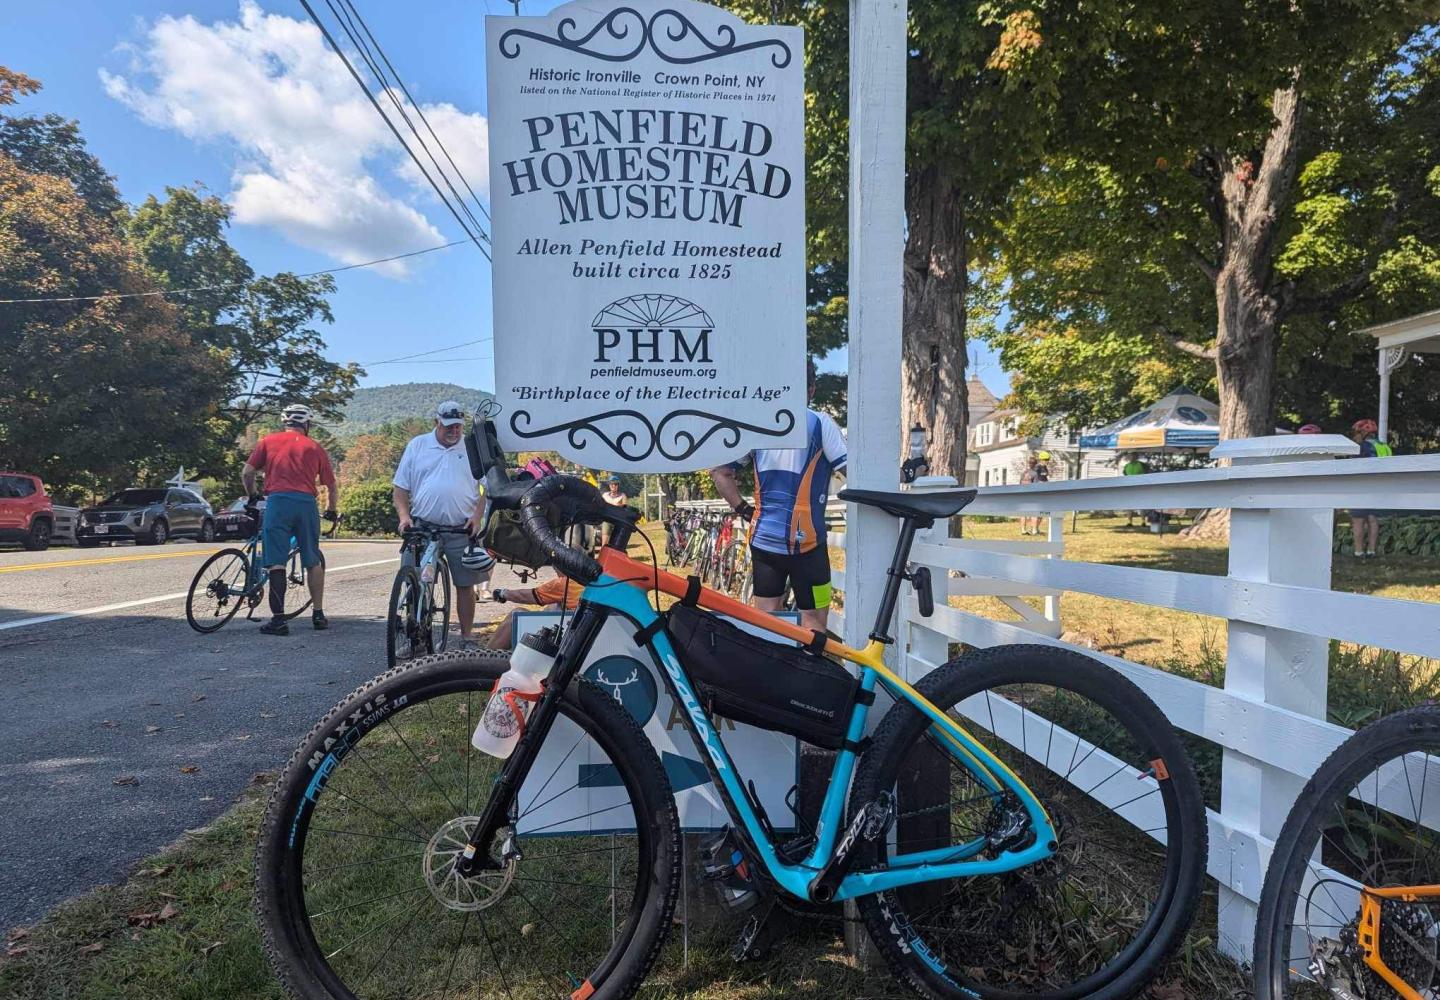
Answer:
[{"left": 837, "top": 488, "right": 976, "bottom": 520}]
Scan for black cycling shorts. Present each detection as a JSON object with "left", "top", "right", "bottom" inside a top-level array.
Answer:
[{"left": 750, "top": 544, "right": 832, "bottom": 610}]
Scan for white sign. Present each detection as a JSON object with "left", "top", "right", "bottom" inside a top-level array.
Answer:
[
  {"left": 486, "top": 0, "right": 807, "bottom": 471},
  {"left": 512, "top": 611, "right": 800, "bottom": 834}
]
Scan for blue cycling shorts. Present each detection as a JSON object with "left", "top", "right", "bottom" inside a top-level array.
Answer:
[{"left": 262, "top": 491, "right": 322, "bottom": 569}]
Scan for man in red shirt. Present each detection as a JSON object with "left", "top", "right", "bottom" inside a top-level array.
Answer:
[{"left": 241, "top": 403, "right": 340, "bottom": 635}]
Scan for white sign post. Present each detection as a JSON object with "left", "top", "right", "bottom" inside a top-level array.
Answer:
[{"left": 486, "top": 0, "right": 807, "bottom": 472}]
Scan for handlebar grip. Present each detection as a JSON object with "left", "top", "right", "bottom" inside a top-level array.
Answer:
[{"left": 518, "top": 475, "right": 604, "bottom": 584}]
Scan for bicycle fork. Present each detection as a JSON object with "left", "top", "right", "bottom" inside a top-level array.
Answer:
[{"left": 454, "top": 604, "right": 606, "bottom": 875}]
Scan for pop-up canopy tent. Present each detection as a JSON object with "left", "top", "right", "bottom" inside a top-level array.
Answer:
[{"left": 1079, "top": 388, "right": 1219, "bottom": 451}]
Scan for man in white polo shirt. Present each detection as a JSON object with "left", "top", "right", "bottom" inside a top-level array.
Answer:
[{"left": 392, "top": 401, "right": 490, "bottom": 646}]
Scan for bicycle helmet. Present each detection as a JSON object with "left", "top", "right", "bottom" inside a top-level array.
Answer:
[
  {"left": 281, "top": 403, "right": 314, "bottom": 427},
  {"left": 1298, "top": 423, "right": 1322, "bottom": 434},
  {"left": 461, "top": 543, "right": 495, "bottom": 574},
  {"left": 1352, "top": 418, "right": 1378, "bottom": 435}
]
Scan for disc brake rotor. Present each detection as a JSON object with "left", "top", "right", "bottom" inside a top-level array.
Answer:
[{"left": 422, "top": 817, "right": 516, "bottom": 912}]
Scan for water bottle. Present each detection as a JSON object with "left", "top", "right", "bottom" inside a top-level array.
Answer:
[{"left": 472, "top": 624, "right": 563, "bottom": 759}]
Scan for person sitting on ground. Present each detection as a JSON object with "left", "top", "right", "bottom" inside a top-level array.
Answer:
[
  {"left": 1347, "top": 418, "right": 1393, "bottom": 558},
  {"left": 241, "top": 403, "right": 338, "bottom": 636},
  {"left": 393, "top": 401, "right": 491, "bottom": 648},
  {"left": 485, "top": 575, "right": 579, "bottom": 650}
]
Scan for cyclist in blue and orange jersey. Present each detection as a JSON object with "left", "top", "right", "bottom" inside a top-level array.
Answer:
[{"left": 709, "top": 358, "right": 847, "bottom": 632}]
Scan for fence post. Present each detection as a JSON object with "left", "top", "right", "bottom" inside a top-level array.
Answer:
[{"left": 1212, "top": 434, "right": 1354, "bottom": 960}]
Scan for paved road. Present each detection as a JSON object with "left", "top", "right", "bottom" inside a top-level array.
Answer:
[{"left": 0, "top": 539, "right": 529, "bottom": 932}]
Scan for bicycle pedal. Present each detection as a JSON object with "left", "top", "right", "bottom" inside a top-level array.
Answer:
[{"left": 730, "top": 899, "right": 776, "bottom": 963}]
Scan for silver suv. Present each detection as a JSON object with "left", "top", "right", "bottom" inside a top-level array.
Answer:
[{"left": 77, "top": 488, "right": 215, "bottom": 547}]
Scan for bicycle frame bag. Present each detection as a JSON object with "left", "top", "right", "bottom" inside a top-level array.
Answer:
[{"left": 665, "top": 604, "right": 865, "bottom": 751}]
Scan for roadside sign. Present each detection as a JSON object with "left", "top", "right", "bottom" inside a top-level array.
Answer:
[
  {"left": 512, "top": 610, "right": 800, "bottom": 833},
  {"left": 485, "top": 0, "right": 807, "bottom": 472}
]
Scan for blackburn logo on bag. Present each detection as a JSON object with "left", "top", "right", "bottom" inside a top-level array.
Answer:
[{"left": 584, "top": 655, "right": 659, "bottom": 726}]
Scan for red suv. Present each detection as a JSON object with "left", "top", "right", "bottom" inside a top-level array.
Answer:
[{"left": 0, "top": 472, "right": 55, "bottom": 551}]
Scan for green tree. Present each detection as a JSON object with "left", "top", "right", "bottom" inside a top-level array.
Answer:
[
  {"left": 0, "top": 66, "right": 121, "bottom": 218},
  {"left": 0, "top": 155, "right": 227, "bottom": 492},
  {"left": 123, "top": 187, "right": 363, "bottom": 444},
  {"left": 986, "top": 19, "right": 1440, "bottom": 443}
]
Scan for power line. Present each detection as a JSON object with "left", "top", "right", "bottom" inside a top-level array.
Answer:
[
  {"left": 0, "top": 238, "right": 467, "bottom": 305},
  {"left": 298, "top": 0, "right": 491, "bottom": 261},
  {"left": 359, "top": 337, "right": 492, "bottom": 366},
  {"left": 326, "top": 0, "right": 491, "bottom": 243},
  {"left": 368, "top": 355, "right": 491, "bottom": 364},
  {"left": 339, "top": 0, "right": 491, "bottom": 228}
]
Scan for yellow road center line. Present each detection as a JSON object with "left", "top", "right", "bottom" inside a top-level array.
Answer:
[{"left": 0, "top": 548, "right": 227, "bottom": 574}]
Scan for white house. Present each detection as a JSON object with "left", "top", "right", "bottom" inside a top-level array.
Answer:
[{"left": 964, "top": 382, "right": 1120, "bottom": 486}]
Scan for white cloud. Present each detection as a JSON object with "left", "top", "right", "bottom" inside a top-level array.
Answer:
[{"left": 101, "top": 1, "right": 489, "bottom": 276}]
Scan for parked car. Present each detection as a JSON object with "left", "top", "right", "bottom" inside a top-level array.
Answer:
[
  {"left": 77, "top": 488, "right": 215, "bottom": 547},
  {"left": 0, "top": 471, "right": 55, "bottom": 551},
  {"left": 215, "top": 496, "right": 264, "bottom": 540}
]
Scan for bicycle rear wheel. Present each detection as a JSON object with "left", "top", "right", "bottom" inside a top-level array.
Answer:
[
  {"left": 185, "top": 547, "right": 250, "bottom": 633},
  {"left": 1253, "top": 705, "right": 1440, "bottom": 1000},
  {"left": 254, "top": 650, "right": 680, "bottom": 1000},
  {"left": 852, "top": 645, "right": 1206, "bottom": 999},
  {"left": 279, "top": 549, "right": 324, "bottom": 622}
]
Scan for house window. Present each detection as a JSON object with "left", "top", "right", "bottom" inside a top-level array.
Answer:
[
  {"left": 976, "top": 423, "right": 993, "bottom": 447},
  {"left": 1000, "top": 418, "right": 1018, "bottom": 440}
]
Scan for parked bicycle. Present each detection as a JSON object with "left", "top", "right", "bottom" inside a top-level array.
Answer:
[
  {"left": 254, "top": 417, "right": 1207, "bottom": 1000},
  {"left": 1254, "top": 704, "right": 1440, "bottom": 999},
  {"left": 184, "top": 508, "right": 340, "bottom": 633},
  {"left": 385, "top": 523, "right": 470, "bottom": 666}
]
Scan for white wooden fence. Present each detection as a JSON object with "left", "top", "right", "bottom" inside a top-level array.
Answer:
[{"left": 828, "top": 439, "right": 1440, "bottom": 960}]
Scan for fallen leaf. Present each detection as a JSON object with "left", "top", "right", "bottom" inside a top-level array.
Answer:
[
  {"left": 259, "top": 712, "right": 276, "bottom": 719},
  {"left": 1147, "top": 983, "right": 1186, "bottom": 1000},
  {"left": 145, "top": 726, "right": 162, "bottom": 734},
  {"left": 8, "top": 929, "right": 30, "bottom": 943},
  {"left": 184, "top": 826, "right": 211, "bottom": 836},
  {"left": 457, "top": 703, "right": 469, "bottom": 715},
  {"left": 179, "top": 766, "right": 199, "bottom": 775},
  {"left": 137, "top": 865, "right": 173, "bottom": 878},
  {"left": 173, "top": 713, "right": 185, "bottom": 719},
  {"left": 521, "top": 922, "right": 534, "bottom": 937},
  {"left": 192, "top": 694, "right": 206, "bottom": 703},
  {"left": 157, "top": 891, "right": 178, "bottom": 900},
  {"left": 426, "top": 753, "right": 441, "bottom": 764},
  {"left": 251, "top": 772, "right": 273, "bottom": 785},
  {"left": 5, "top": 944, "right": 28, "bottom": 958},
  {"left": 113, "top": 775, "right": 139, "bottom": 787},
  {"left": 100, "top": 720, "right": 117, "bottom": 729},
  {"left": 201, "top": 940, "right": 224, "bottom": 958},
  {"left": 217, "top": 880, "right": 237, "bottom": 893},
  {"left": 77, "top": 942, "right": 104, "bottom": 954},
  {"left": 130, "top": 930, "right": 142, "bottom": 941},
  {"left": 157, "top": 902, "right": 179, "bottom": 922},
  {"left": 232, "top": 733, "right": 251, "bottom": 741}
]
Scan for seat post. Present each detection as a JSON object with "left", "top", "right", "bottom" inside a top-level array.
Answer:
[{"left": 868, "top": 515, "right": 930, "bottom": 644}]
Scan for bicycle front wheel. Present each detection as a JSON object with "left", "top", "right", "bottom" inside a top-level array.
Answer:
[
  {"left": 185, "top": 547, "right": 250, "bottom": 633},
  {"left": 1254, "top": 706, "right": 1440, "bottom": 1000},
  {"left": 254, "top": 650, "right": 680, "bottom": 1000},
  {"left": 852, "top": 645, "right": 1207, "bottom": 1000},
  {"left": 386, "top": 567, "right": 421, "bottom": 666}
]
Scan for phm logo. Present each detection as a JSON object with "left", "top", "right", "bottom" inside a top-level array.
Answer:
[{"left": 592, "top": 294, "right": 714, "bottom": 365}]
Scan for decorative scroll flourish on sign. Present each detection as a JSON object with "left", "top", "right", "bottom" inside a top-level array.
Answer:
[
  {"left": 499, "top": 7, "right": 793, "bottom": 67},
  {"left": 510, "top": 407, "right": 796, "bottom": 462}
]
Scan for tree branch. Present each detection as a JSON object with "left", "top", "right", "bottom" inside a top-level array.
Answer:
[{"left": 1155, "top": 326, "right": 1217, "bottom": 360}]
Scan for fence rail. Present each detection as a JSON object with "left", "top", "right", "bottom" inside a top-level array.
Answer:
[{"left": 829, "top": 440, "right": 1440, "bottom": 960}]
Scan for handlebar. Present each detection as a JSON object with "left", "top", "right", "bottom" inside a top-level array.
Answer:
[
  {"left": 323, "top": 511, "right": 343, "bottom": 538},
  {"left": 518, "top": 475, "right": 607, "bottom": 584}
]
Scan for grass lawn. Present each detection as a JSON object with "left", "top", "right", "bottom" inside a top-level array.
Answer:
[{"left": 930, "top": 515, "right": 1439, "bottom": 683}]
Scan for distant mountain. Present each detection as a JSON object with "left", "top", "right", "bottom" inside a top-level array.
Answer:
[{"left": 338, "top": 382, "right": 494, "bottom": 434}]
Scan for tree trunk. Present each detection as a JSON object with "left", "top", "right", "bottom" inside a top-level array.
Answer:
[
  {"left": 902, "top": 167, "right": 969, "bottom": 480},
  {"left": 1211, "top": 82, "right": 1304, "bottom": 443}
]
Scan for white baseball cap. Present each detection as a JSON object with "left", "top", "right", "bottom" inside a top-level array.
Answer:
[{"left": 435, "top": 401, "right": 465, "bottom": 427}]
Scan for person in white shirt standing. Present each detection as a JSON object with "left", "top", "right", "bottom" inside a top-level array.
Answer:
[{"left": 392, "top": 401, "right": 490, "bottom": 647}]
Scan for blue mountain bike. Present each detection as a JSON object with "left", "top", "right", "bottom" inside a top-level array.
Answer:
[{"left": 254, "top": 424, "right": 1205, "bottom": 1000}]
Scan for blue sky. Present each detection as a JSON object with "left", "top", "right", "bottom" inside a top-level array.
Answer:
[{"left": 2, "top": 0, "right": 1008, "bottom": 398}]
